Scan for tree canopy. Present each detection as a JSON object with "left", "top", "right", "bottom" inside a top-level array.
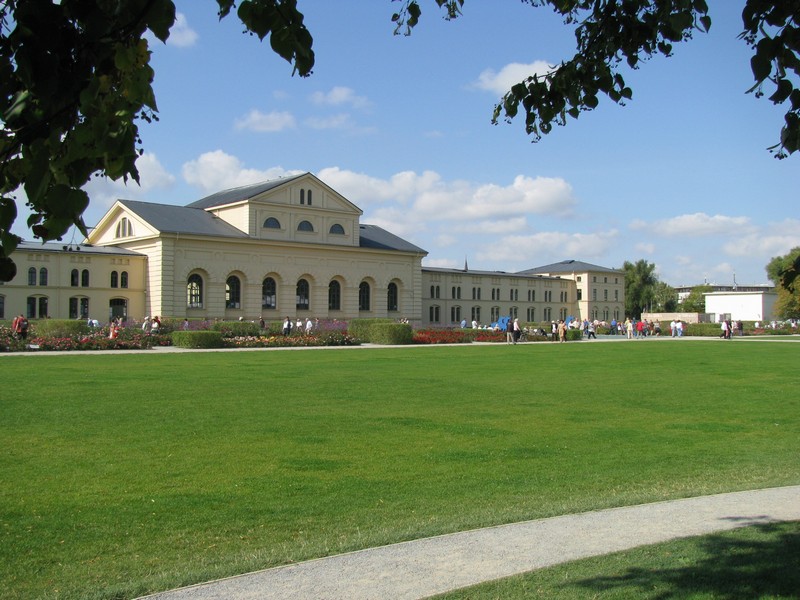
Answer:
[
  {"left": 766, "top": 247, "right": 800, "bottom": 319},
  {"left": 622, "top": 259, "right": 659, "bottom": 318},
  {"left": 1, "top": 0, "right": 797, "bottom": 282}
]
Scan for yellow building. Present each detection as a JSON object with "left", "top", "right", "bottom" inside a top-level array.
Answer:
[{"left": 2, "top": 173, "right": 624, "bottom": 326}]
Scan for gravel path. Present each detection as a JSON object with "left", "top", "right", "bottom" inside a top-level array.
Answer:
[{"left": 139, "top": 485, "right": 800, "bottom": 600}]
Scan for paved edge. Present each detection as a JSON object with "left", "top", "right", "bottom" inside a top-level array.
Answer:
[{"left": 139, "top": 485, "right": 800, "bottom": 600}]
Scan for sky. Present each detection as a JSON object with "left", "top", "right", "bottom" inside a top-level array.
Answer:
[{"left": 14, "top": 0, "right": 799, "bottom": 286}]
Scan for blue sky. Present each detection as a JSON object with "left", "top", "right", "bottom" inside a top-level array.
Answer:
[{"left": 18, "top": 0, "right": 799, "bottom": 286}]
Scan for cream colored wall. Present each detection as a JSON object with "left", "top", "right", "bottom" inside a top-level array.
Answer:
[
  {"left": 420, "top": 270, "right": 579, "bottom": 326},
  {"left": 1, "top": 247, "right": 147, "bottom": 322}
]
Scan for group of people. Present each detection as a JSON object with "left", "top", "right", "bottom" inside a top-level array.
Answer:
[
  {"left": 282, "top": 316, "right": 317, "bottom": 336},
  {"left": 141, "top": 315, "right": 161, "bottom": 335},
  {"left": 719, "top": 318, "right": 743, "bottom": 339}
]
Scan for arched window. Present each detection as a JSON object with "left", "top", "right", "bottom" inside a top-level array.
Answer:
[
  {"left": 187, "top": 274, "right": 203, "bottom": 308},
  {"left": 28, "top": 267, "right": 36, "bottom": 286},
  {"left": 472, "top": 306, "right": 481, "bottom": 322},
  {"left": 115, "top": 217, "right": 133, "bottom": 238},
  {"left": 296, "top": 279, "right": 310, "bottom": 310},
  {"left": 263, "top": 217, "right": 281, "bottom": 229},
  {"left": 120, "top": 271, "right": 128, "bottom": 289},
  {"left": 451, "top": 306, "right": 461, "bottom": 323},
  {"left": 226, "top": 275, "right": 241, "bottom": 309},
  {"left": 300, "top": 189, "right": 305, "bottom": 205},
  {"left": 429, "top": 305, "right": 440, "bottom": 323},
  {"left": 297, "top": 220, "right": 314, "bottom": 232},
  {"left": 262, "top": 277, "right": 276, "bottom": 309},
  {"left": 359, "top": 281, "right": 371, "bottom": 311},
  {"left": 110, "top": 271, "right": 118, "bottom": 288},
  {"left": 70, "top": 269, "right": 79, "bottom": 287},
  {"left": 39, "top": 268, "right": 48, "bottom": 286},
  {"left": 387, "top": 282, "right": 398, "bottom": 312},
  {"left": 307, "top": 190, "right": 312, "bottom": 205},
  {"left": 328, "top": 280, "right": 341, "bottom": 310},
  {"left": 329, "top": 223, "right": 345, "bottom": 235},
  {"left": 81, "top": 269, "right": 90, "bottom": 287}
]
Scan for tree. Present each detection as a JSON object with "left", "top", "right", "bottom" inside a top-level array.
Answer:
[
  {"left": 766, "top": 247, "right": 800, "bottom": 319},
  {"left": 681, "top": 284, "right": 712, "bottom": 313},
  {"left": 2, "top": 1, "right": 798, "bottom": 282},
  {"left": 651, "top": 281, "right": 678, "bottom": 312},
  {"left": 622, "top": 259, "right": 658, "bottom": 318},
  {"left": 0, "top": 0, "right": 314, "bottom": 281}
]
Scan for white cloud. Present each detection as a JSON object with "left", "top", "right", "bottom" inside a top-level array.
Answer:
[
  {"left": 182, "top": 150, "right": 302, "bottom": 192},
  {"left": 234, "top": 109, "right": 296, "bottom": 132},
  {"left": 167, "top": 13, "right": 198, "bottom": 48},
  {"left": 479, "top": 230, "right": 619, "bottom": 264},
  {"left": 305, "top": 113, "right": 355, "bottom": 130},
  {"left": 635, "top": 242, "right": 656, "bottom": 254},
  {"left": 83, "top": 152, "right": 175, "bottom": 209},
  {"left": 633, "top": 213, "right": 754, "bottom": 237},
  {"left": 474, "top": 60, "right": 553, "bottom": 96},
  {"left": 310, "top": 87, "right": 369, "bottom": 108}
]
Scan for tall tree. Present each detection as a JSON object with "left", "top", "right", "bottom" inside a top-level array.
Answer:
[
  {"left": 766, "top": 247, "right": 800, "bottom": 319},
  {"left": 622, "top": 259, "right": 659, "bottom": 318},
  {"left": 2, "top": 1, "right": 798, "bottom": 282},
  {"left": 651, "top": 280, "right": 678, "bottom": 312}
]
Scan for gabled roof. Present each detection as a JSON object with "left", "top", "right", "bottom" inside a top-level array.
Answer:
[
  {"left": 518, "top": 259, "right": 621, "bottom": 275},
  {"left": 186, "top": 173, "right": 307, "bottom": 209},
  {"left": 359, "top": 225, "right": 427, "bottom": 254},
  {"left": 118, "top": 200, "right": 249, "bottom": 238},
  {"left": 422, "top": 265, "right": 560, "bottom": 279}
]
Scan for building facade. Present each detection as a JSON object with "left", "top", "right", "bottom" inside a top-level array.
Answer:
[{"left": 1, "top": 173, "right": 624, "bottom": 326}]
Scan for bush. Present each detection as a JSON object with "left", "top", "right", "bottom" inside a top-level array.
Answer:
[
  {"left": 31, "top": 319, "right": 90, "bottom": 338},
  {"left": 211, "top": 321, "right": 262, "bottom": 338},
  {"left": 413, "top": 329, "right": 472, "bottom": 344},
  {"left": 172, "top": 331, "right": 224, "bottom": 349},
  {"left": 683, "top": 323, "right": 727, "bottom": 337},
  {"left": 369, "top": 323, "right": 413, "bottom": 345},
  {"left": 566, "top": 329, "right": 583, "bottom": 341},
  {"left": 348, "top": 319, "right": 394, "bottom": 343}
]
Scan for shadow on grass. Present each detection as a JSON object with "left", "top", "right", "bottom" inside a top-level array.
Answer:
[{"left": 573, "top": 522, "right": 800, "bottom": 599}]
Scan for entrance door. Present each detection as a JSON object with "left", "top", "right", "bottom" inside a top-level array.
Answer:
[{"left": 109, "top": 298, "right": 127, "bottom": 322}]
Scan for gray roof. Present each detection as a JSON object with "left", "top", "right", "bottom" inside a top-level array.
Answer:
[
  {"left": 118, "top": 200, "right": 249, "bottom": 238},
  {"left": 518, "top": 259, "right": 621, "bottom": 275},
  {"left": 17, "top": 240, "right": 144, "bottom": 256},
  {"left": 422, "top": 266, "right": 560, "bottom": 279},
  {"left": 359, "top": 225, "right": 427, "bottom": 254},
  {"left": 186, "top": 173, "right": 307, "bottom": 209}
]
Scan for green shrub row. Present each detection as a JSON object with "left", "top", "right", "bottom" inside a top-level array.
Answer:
[
  {"left": 347, "top": 318, "right": 394, "bottom": 342},
  {"left": 171, "top": 331, "right": 224, "bottom": 349},
  {"left": 369, "top": 323, "right": 413, "bottom": 345}
]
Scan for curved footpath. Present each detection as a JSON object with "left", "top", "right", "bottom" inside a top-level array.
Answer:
[{"left": 140, "top": 485, "right": 800, "bottom": 600}]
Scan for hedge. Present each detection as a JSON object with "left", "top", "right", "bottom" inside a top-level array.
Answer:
[
  {"left": 348, "top": 318, "right": 394, "bottom": 343},
  {"left": 369, "top": 323, "right": 413, "bottom": 345},
  {"left": 30, "top": 319, "right": 90, "bottom": 338},
  {"left": 171, "top": 331, "right": 224, "bottom": 349},
  {"left": 211, "top": 321, "right": 262, "bottom": 338}
]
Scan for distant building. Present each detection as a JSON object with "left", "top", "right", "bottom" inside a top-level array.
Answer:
[{"left": 704, "top": 291, "right": 778, "bottom": 322}]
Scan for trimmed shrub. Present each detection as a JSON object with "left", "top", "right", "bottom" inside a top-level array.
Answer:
[
  {"left": 683, "top": 323, "right": 727, "bottom": 337},
  {"left": 212, "top": 321, "right": 261, "bottom": 338},
  {"left": 369, "top": 322, "right": 413, "bottom": 345},
  {"left": 566, "top": 329, "right": 583, "bottom": 341},
  {"left": 172, "top": 331, "right": 224, "bottom": 349},
  {"left": 32, "top": 319, "right": 90, "bottom": 338},
  {"left": 348, "top": 319, "right": 393, "bottom": 343}
]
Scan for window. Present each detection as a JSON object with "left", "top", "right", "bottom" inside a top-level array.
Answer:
[
  {"left": 471, "top": 306, "right": 481, "bottom": 322},
  {"left": 491, "top": 306, "right": 500, "bottom": 322},
  {"left": 615, "top": 290, "right": 619, "bottom": 301},
  {"left": 115, "top": 217, "right": 133, "bottom": 238},
  {"left": 109, "top": 298, "right": 126, "bottom": 321},
  {"left": 28, "top": 267, "right": 36, "bottom": 286},
  {"left": 604, "top": 289, "right": 608, "bottom": 301},
  {"left": 329, "top": 224, "right": 345, "bottom": 235},
  {"left": 26, "top": 296, "right": 36, "bottom": 318},
  {"left": 263, "top": 217, "right": 281, "bottom": 229},
  {"left": 451, "top": 286, "right": 461, "bottom": 299},
  {"left": 120, "top": 271, "right": 128, "bottom": 289},
  {"left": 527, "top": 307, "right": 536, "bottom": 321},
  {"left": 328, "top": 280, "right": 341, "bottom": 310},
  {"left": 359, "top": 281, "right": 370, "bottom": 311},
  {"left": 430, "top": 285, "right": 440, "bottom": 299},
  {"left": 593, "top": 289, "right": 597, "bottom": 301},
  {"left": 81, "top": 269, "right": 89, "bottom": 287},
  {"left": 69, "top": 297, "right": 88, "bottom": 319},
  {"left": 451, "top": 305, "right": 461, "bottom": 323},
  {"left": 296, "top": 279, "right": 310, "bottom": 310},
  {"left": 510, "top": 306, "right": 518, "bottom": 319},
  {"left": 300, "top": 189, "right": 305, "bottom": 205},
  {"left": 110, "top": 271, "right": 119, "bottom": 288},
  {"left": 39, "top": 268, "right": 47, "bottom": 286},
  {"left": 226, "top": 276, "right": 241, "bottom": 309},
  {"left": 528, "top": 290, "right": 536, "bottom": 302},
  {"left": 262, "top": 277, "right": 277, "bottom": 309},
  {"left": 604, "top": 277, "right": 608, "bottom": 283},
  {"left": 387, "top": 282, "right": 398, "bottom": 312},
  {"left": 429, "top": 305, "right": 440, "bottom": 323},
  {"left": 71, "top": 269, "right": 79, "bottom": 287},
  {"left": 297, "top": 220, "right": 314, "bottom": 232},
  {"left": 577, "top": 289, "right": 583, "bottom": 301},
  {"left": 307, "top": 190, "right": 312, "bottom": 205},
  {"left": 472, "top": 287, "right": 481, "bottom": 300},
  {"left": 0, "top": 295, "right": 4, "bottom": 319},
  {"left": 187, "top": 274, "right": 203, "bottom": 308}
]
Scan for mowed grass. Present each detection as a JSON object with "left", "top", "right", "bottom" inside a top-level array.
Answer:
[{"left": 1, "top": 341, "right": 798, "bottom": 599}]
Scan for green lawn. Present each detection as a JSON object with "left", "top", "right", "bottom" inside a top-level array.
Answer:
[{"left": 1, "top": 341, "right": 799, "bottom": 599}]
